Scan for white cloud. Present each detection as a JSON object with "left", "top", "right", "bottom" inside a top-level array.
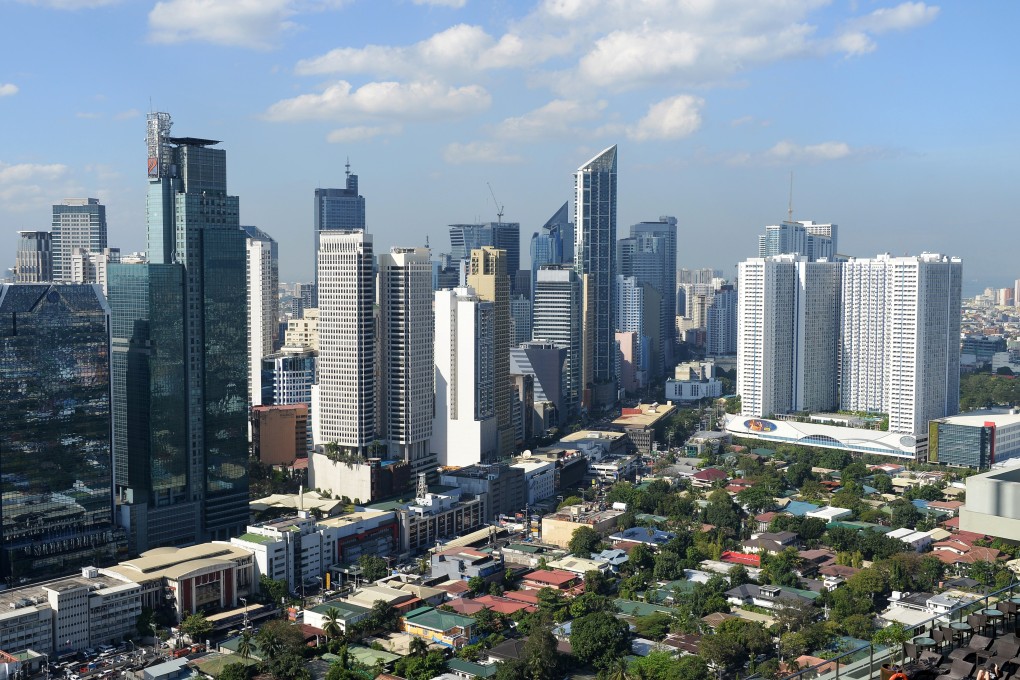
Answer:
[
  {"left": 115, "top": 108, "right": 141, "bottom": 120},
  {"left": 0, "top": 161, "right": 73, "bottom": 210},
  {"left": 627, "top": 94, "right": 703, "bottom": 141},
  {"left": 851, "top": 2, "right": 939, "bottom": 34},
  {"left": 833, "top": 31, "right": 876, "bottom": 56},
  {"left": 443, "top": 141, "right": 522, "bottom": 165},
  {"left": 295, "top": 23, "right": 564, "bottom": 78},
  {"left": 148, "top": 0, "right": 303, "bottom": 49},
  {"left": 495, "top": 99, "right": 605, "bottom": 141},
  {"left": 0, "top": 83, "right": 18, "bottom": 97},
  {"left": 15, "top": 0, "right": 121, "bottom": 8},
  {"left": 264, "top": 79, "right": 491, "bottom": 122},
  {"left": 326, "top": 125, "right": 401, "bottom": 143},
  {"left": 766, "top": 140, "right": 853, "bottom": 162},
  {"left": 412, "top": 0, "right": 466, "bottom": 6}
]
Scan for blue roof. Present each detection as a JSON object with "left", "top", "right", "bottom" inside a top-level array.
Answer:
[
  {"left": 862, "top": 485, "right": 878, "bottom": 495},
  {"left": 785, "top": 501, "right": 820, "bottom": 517},
  {"left": 912, "top": 499, "right": 929, "bottom": 509}
]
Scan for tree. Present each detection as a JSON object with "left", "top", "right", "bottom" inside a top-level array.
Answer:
[
  {"left": 633, "top": 611, "right": 673, "bottom": 639},
  {"left": 630, "top": 650, "right": 708, "bottom": 680},
  {"left": 569, "top": 525, "right": 603, "bottom": 557},
  {"left": 704, "top": 489, "right": 741, "bottom": 535},
  {"left": 179, "top": 612, "right": 212, "bottom": 641},
  {"left": 558, "top": 496, "right": 583, "bottom": 509},
  {"left": 652, "top": 550, "right": 684, "bottom": 581},
  {"left": 218, "top": 663, "right": 254, "bottom": 680},
  {"left": 728, "top": 565, "right": 751, "bottom": 588},
  {"left": 237, "top": 630, "right": 254, "bottom": 660},
  {"left": 761, "top": 548, "right": 802, "bottom": 588},
  {"left": 322, "top": 607, "right": 343, "bottom": 641},
  {"left": 408, "top": 637, "right": 428, "bottom": 658},
  {"left": 569, "top": 592, "right": 617, "bottom": 618},
  {"left": 701, "top": 618, "right": 774, "bottom": 675},
  {"left": 736, "top": 485, "right": 774, "bottom": 514},
  {"left": 394, "top": 650, "right": 446, "bottom": 680},
  {"left": 570, "top": 611, "right": 630, "bottom": 672},
  {"left": 359, "top": 554, "right": 389, "bottom": 582},
  {"left": 627, "top": 543, "right": 654, "bottom": 573},
  {"left": 259, "top": 575, "right": 288, "bottom": 604},
  {"left": 468, "top": 576, "right": 486, "bottom": 595},
  {"left": 889, "top": 500, "right": 922, "bottom": 529},
  {"left": 522, "top": 619, "right": 561, "bottom": 680},
  {"left": 136, "top": 607, "right": 156, "bottom": 637},
  {"left": 370, "top": 599, "right": 399, "bottom": 631},
  {"left": 840, "top": 613, "right": 876, "bottom": 640},
  {"left": 584, "top": 569, "right": 610, "bottom": 595}
]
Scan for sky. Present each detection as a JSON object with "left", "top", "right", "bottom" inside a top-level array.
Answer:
[{"left": 1, "top": 0, "right": 1017, "bottom": 293}]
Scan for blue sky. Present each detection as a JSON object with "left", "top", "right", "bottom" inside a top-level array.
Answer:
[{"left": 0, "top": 0, "right": 1017, "bottom": 291}]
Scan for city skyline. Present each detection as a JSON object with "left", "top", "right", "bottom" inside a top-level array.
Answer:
[{"left": 0, "top": 2, "right": 1015, "bottom": 291}]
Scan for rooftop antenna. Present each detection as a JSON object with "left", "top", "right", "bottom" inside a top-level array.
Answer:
[
  {"left": 487, "top": 182, "right": 505, "bottom": 224},
  {"left": 345, "top": 157, "right": 351, "bottom": 179},
  {"left": 787, "top": 170, "right": 794, "bottom": 223}
]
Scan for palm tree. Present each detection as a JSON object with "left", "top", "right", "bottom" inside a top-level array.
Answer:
[
  {"left": 408, "top": 637, "right": 428, "bottom": 658},
  {"left": 255, "top": 628, "right": 283, "bottom": 670},
  {"left": 602, "top": 658, "right": 630, "bottom": 680},
  {"left": 322, "top": 607, "right": 342, "bottom": 641},
  {"left": 236, "top": 630, "right": 254, "bottom": 660}
]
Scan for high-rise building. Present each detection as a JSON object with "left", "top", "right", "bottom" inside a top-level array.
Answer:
[
  {"left": 111, "top": 112, "right": 249, "bottom": 549},
  {"left": 14, "top": 230, "right": 52, "bottom": 282},
  {"left": 574, "top": 145, "right": 617, "bottom": 409},
  {"left": 510, "top": 294, "right": 532, "bottom": 346},
  {"left": 530, "top": 202, "right": 572, "bottom": 297},
  {"left": 622, "top": 217, "right": 678, "bottom": 373},
  {"left": 261, "top": 346, "right": 317, "bottom": 452},
  {"left": 706, "top": 285, "right": 737, "bottom": 356},
  {"left": 315, "top": 230, "right": 375, "bottom": 453},
  {"left": 840, "top": 253, "right": 962, "bottom": 434},
  {"left": 313, "top": 164, "right": 365, "bottom": 304},
  {"left": 285, "top": 307, "right": 319, "bottom": 350},
  {"left": 615, "top": 274, "right": 658, "bottom": 390},
  {"left": 533, "top": 265, "right": 583, "bottom": 419},
  {"left": 70, "top": 246, "right": 120, "bottom": 293},
  {"left": 378, "top": 247, "right": 435, "bottom": 475},
  {"left": 468, "top": 247, "right": 514, "bottom": 458},
  {"left": 510, "top": 340, "right": 567, "bottom": 433},
  {"left": 737, "top": 252, "right": 961, "bottom": 436},
  {"left": 450, "top": 222, "right": 521, "bottom": 293},
  {"left": 757, "top": 220, "right": 837, "bottom": 262},
  {"left": 244, "top": 226, "right": 280, "bottom": 407},
  {"left": 0, "top": 283, "right": 119, "bottom": 580},
  {"left": 52, "top": 198, "right": 107, "bottom": 282},
  {"left": 433, "top": 286, "right": 498, "bottom": 467}
]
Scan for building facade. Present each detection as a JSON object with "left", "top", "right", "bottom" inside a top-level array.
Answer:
[
  {"left": 313, "top": 167, "right": 365, "bottom": 304},
  {"left": 244, "top": 226, "right": 280, "bottom": 408},
  {"left": 316, "top": 230, "right": 376, "bottom": 453},
  {"left": 378, "top": 248, "right": 435, "bottom": 475},
  {"left": 0, "top": 284, "right": 119, "bottom": 581},
  {"left": 251, "top": 404, "right": 308, "bottom": 466},
  {"left": 449, "top": 222, "right": 521, "bottom": 293},
  {"left": 533, "top": 265, "right": 582, "bottom": 419},
  {"left": 51, "top": 198, "right": 107, "bottom": 282},
  {"left": 574, "top": 145, "right": 618, "bottom": 409},
  {"left": 706, "top": 285, "right": 737, "bottom": 356},
  {"left": 622, "top": 216, "right": 678, "bottom": 373},
  {"left": 14, "top": 230, "right": 52, "bottom": 282}
]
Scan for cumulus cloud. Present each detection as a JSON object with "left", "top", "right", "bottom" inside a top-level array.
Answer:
[
  {"left": 0, "top": 161, "right": 73, "bottom": 210},
  {"left": 0, "top": 83, "right": 18, "bottom": 97},
  {"left": 115, "top": 108, "right": 141, "bottom": 120},
  {"left": 148, "top": 0, "right": 348, "bottom": 49},
  {"left": 264, "top": 79, "right": 491, "bottom": 122},
  {"left": 851, "top": 2, "right": 940, "bottom": 34},
  {"left": 326, "top": 125, "right": 401, "bottom": 143},
  {"left": 296, "top": 23, "right": 560, "bottom": 78},
  {"left": 627, "top": 94, "right": 703, "bottom": 141},
  {"left": 495, "top": 99, "right": 605, "bottom": 141},
  {"left": 768, "top": 140, "right": 852, "bottom": 161},
  {"left": 443, "top": 141, "right": 523, "bottom": 165}
]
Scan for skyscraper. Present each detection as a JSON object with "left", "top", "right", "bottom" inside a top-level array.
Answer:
[
  {"left": 624, "top": 216, "right": 678, "bottom": 373},
  {"left": 315, "top": 230, "right": 375, "bottom": 453},
  {"left": 757, "top": 220, "right": 837, "bottom": 261},
  {"left": 533, "top": 265, "right": 583, "bottom": 419},
  {"left": 244, "top": 225, "right": 280, "bottom": 407},
  {"left": 111, "top": 112, "right": 249, "bottom": 548},
  {"left": 450, "top": 222, "right": 521, "bottom": 292},
  {"left": 467, "top": 247, "right": 513, "bottom": 458},
  {"left": 313, "top": 164, "right": 366, "bottom": 304},
  {"left": 510, "top": 294, "right": 532, "bottom": 346},
  {"left": 70, "top": 246, "right": 120, "bottom": 293},
  {"left": 574, "top": 145, "right": 617, "bottom": 409},
  {"left": 14, "top": 230, "right": 52, "bottom": 282},
  {"left": 261, "top": 346, "right": 318, "bottom": 452},
  {"left": 706, "top": 285, "right": 737, "bottom": 356},
  {"left": 378, "top": 247, "right": 435, "bottom": 475},
  {"left": 51, "top": 198, "right": 107, "bottom": 282},
  {"left": 433, "top": 286, "right": 498, "bottom": 467},
  {"left": 0, "top": 283, "right": 119, "bottom": 580},
  {"left": 615, "top": 274, "right": 659, "bottom": 390},
  {"left": 529, "top": 202, "right": 572, "bottom": 297}
]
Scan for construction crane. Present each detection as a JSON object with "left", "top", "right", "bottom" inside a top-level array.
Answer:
[{"left": 487, "top": 182, "right": 504, "bottom": 224}]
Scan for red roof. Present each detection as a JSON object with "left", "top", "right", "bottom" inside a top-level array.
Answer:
[
  {"left": 755, "top": 512, "right": 777, "bottom": 523},
  {"left": 721, "top": 551, "right": 760, "bottom": 567},
  {"left": 729, "top": 478, "right": 754, "bottom": 486},
  {"left": 435, "top": 580, "right": 471, "bottom": 595},
  {"left": 522, "top": 569, "right": 578, "bottom": 587},
  {"left": 503, "top": 590, "right": 541, "bottom": 605},
  {"left": 942, "top": 516, "right": 960, "bottom": 529},
  {"left": 291, "top": 457, "right": 309, "bottom": 470},
  {"left": 472, "top": 595, "right": 537, "bottom": 615},
  {"left": 446, "top": 599, "right": 486, "bottom": 615},
  {"left": 693, "top": 468, "right": 728, "bottom": 481}
]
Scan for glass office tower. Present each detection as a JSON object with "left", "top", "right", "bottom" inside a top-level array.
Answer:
[{"left": 0, "top": 283, "right": 119, "bottom": 580}]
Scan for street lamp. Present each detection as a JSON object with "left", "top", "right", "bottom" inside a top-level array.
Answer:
[{"left": 240, "top": 598, "right": 250, "bottom": 631}]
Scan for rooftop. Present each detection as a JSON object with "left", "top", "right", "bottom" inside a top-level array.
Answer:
[
  {"left": 403, "top": 607, "right": 476, "bottom": 632},
  {"left": 936, "top": 408, "right": 1020, "bottom": 427},
  {"left": 612, "top": 402, "right": 677, "bottom": 428}
]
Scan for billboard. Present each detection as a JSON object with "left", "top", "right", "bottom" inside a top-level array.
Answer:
[{"left": 744, "top": 419, "right": 777, "bottom": 433}]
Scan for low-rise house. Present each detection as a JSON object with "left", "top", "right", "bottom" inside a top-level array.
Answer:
[
  {"left": 881, "top": 591, "right": 976, "bottom": 626},
  {"left": 431, "top": 547, "right": 505, "bottom": 584},
  {"left": 725, "top": 584, "right": 819, "bottom": 611},
  {"left": 806, "top": 506, "right": 853, "bottom": 522},
  {"left": 931, "top": 540, "right": 1003, "bottom": 568},
  {"left": 886, "top": 527, "right": 937, "bottom": 551},
  {"left": 741, "top": 531, "right": 799, "bottom": 555},
  {"left": 608, "top": 526, "right": 676, "bottom": 548},
  {"left": 590, "top": 548, "right": 629, "bottom": 572},
  {"left": 302, "top": 600, "right": 371, "bottom": 634},
  {"left": 691, "top": 468, "right": 728, "bottom": 488},
  {"left": 401, "top": 607, "right": 477, "bottom": 649},
  {"left": 546, "top": 556, "right": 610, "bottom": 576},
  {"left": 754, "top": 512, "right": 777, "bottom": 532},
  {"left": 519, "top": 569, "right": 581, "bottom": 593}
]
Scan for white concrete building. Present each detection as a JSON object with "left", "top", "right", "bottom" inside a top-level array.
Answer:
[
  {"left": 378, "top": 248, "right": 435, "bottom": 475},
  {"left": 510, "top": 457, "right": 556, "bottom": 505},
  {"left": 233, "top": 514, "right": 330, "bottom": 593},
  {"left": 533, "top": 266, "right": 583, "bottom": 419},
  {"left": 70, "top": 246, "right": 120, "bottom": 294},
  {"left": 316, "top": 231, "right": 375, "bottom": 452},
  {"left": 433, "top": 286, "right": 498, "bottom": 467},
  {"left": 52, "top": 198, "right": 107, "bottom": 282},
  {"left": 285, "top": 307, "right": 319, "bottom": 350},
  {"left": 244, "top": 226, "right": 280, "bottom": 408}
]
